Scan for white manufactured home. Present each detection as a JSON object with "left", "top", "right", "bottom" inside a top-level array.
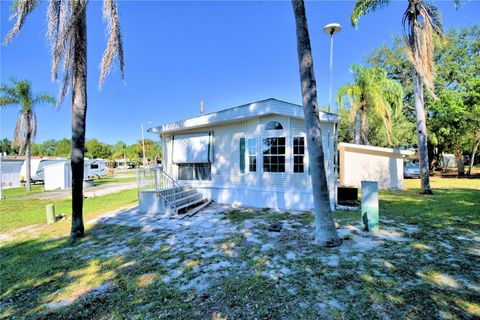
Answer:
[{"left": 146, "top": 98, "right": 338, "bottom": 212}]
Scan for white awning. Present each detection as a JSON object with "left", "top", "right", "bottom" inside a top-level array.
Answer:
[{"left": 172, "top": 132, "right": 213, "bottom": 164}]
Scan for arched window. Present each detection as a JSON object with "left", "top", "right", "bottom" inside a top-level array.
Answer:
[{"left": 265, "top": 121, "right": 284, "bottom": 130}]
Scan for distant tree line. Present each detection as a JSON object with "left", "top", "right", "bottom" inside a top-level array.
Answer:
[{"left": 0, "top": 137, "right": 161, "bottom": 165}]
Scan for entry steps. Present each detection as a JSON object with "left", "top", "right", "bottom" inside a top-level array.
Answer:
[{"left": 159, "top": 184, "right": 209, "bottom": 215}]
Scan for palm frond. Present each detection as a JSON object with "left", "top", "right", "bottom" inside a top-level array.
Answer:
[
  {"left": 454, "top": 0, "right": 463, "bottom": 9},
  {"left": 13, "top": 115, "right": 24, "bottom": 153},
  {"left": 48, "top": 0, "right": 63, "bottom": 78},
  {"left": 351, "top": 0, "right": 391, "bottom": 27},
  {"left": 99, "top": 0, "right": 125, "bottom": 87},
  {"left": 33, "top": 93, "right": 56, "bottom": 106},
  {"left": 403, "top": 1, "right": 443, "bottom": 97},
  {"left": 58, "top": 37, "right": 74, "bottom": 106},
  {"left": 48, "top": 0, "right": 85, "bottom": 105},
  {"left": 381, "top": 79, "right": 404, "bottom": 116},
  {"left": 0, "top": 97, "right": 20, "bottom": 107},
  {"left": 0, "top": 84, "right": 18, "bottom": 98},
  {"left": 0, "top": 84, "right": 20, "bottom": 107},
  {"left": 3, "top": 0, "right": 39, "bottom": 45},
  {"left": 336, "top": 84, "right": 360, "bottom": 108},
  {"left": 422, "top": 2, "right": 443, "bottom": 36}
]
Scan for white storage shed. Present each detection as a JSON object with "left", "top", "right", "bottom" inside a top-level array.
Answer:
[
  {"left": 44, "top": 161, "right": 89, "bottom": 190},
  {"left": 338, "top": 143, "right": 414, "bottom": 190},
  {"left": 44, "top": 161, "right": 71, "bottom": 191}
]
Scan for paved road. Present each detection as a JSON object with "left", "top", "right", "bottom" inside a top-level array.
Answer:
[{"left": 14, "top": 181, "right": 137, "bottom": 201}]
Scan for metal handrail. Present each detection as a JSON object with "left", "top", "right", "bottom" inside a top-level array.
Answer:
[
  {"left": 158, "top": 167, "right": 182, "bottom": 189},
  {"left": 137, "top": 166, "right": 181, "bottom": 212},
  {"left": 157, "top": 189, "right": 177, "bottom": 211}
]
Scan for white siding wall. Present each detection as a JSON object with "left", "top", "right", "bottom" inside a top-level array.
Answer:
[
  {"left": 161, "top": 115, "right": 336, "bottom": 210},
  {"left": 340, "top": 148, "right": 405, "bottom": 190}
]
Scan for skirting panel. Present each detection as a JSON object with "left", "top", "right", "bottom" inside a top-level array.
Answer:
[{"left": 192, "top": 186, "right": 334, "bottom": 211}]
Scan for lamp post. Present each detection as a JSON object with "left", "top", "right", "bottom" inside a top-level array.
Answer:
[
  {"left": 323, "top": 22, "right": 341, "bottom": 114},
  {"left": 141, "top": 121, "right": 152, "bottom": 167}
]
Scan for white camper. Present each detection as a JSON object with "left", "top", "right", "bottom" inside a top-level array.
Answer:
[
  {"left": 85, "top": 159, "right": 106, "bottom": 178},
  {"left": 20, "top": 158, "right": 67, "bottom": 184}
]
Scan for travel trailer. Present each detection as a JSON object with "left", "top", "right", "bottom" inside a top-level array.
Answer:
[{"left": 85, "top": 159, "right": 107, "bottom": 178}]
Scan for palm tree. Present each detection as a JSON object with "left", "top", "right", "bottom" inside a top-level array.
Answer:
[
  {"left": 291, "top": 0, "right": 341, "bottom": 247},
  {"left": 0, "top": 79, "right": 55, "bottom": 191},
  {"left": 351, "top": 0, "right": 448, "bottom": 194},
  {"left": 4, "top": 0, "right": 125, "bottom": 239},
  {"left": 336, "top": 65, "right": 403, "bottom": 146}
]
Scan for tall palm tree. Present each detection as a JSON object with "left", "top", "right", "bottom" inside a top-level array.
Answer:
[
  {"left": 351, "top": 0, "right": 447, "bottom": 194},
  {"left": 337, "top": 65, "right": 404, "bottom": 146},
  {"left": 0, "top": 79, "right": 55, "bottom": 191},
  {"left": 291, "top": 0, "right": 341, "bottom": 247},
  {"left": 4, "top": 0, "right": 125, "bottom": 239}
]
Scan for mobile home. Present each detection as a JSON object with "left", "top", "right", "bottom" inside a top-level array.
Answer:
[
  {"left": 1, "top": 158, "right": 24, "bottom": 188},
  {"left": 147, "top": 98, "right": 338, "bottom": 212}
]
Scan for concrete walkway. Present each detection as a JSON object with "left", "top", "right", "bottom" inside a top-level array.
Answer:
[
  {"left": 92, "top": 203, "right": 231, "bottom": 235},
  {"left": 14, "top": 181, "right": 137, "bottom": 201}
]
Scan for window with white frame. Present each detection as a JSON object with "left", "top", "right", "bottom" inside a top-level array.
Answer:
[
  {"left": 263, "top": 137, "right": 286, "bottom": 172},
  {"left": 293, "top": 137, "right": 305, "bottom": 173},
  {"left": 247, "top": 138, "right": 257, "bottom": 172}
]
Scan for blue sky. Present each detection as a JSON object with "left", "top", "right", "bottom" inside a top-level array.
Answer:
[{"left": 1, "top": 0, "right": 479, "bottom": 145}]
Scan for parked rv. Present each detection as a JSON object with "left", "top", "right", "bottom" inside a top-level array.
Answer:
[{"left": 85, "top": 159, "right": 107, "bottom": 178}]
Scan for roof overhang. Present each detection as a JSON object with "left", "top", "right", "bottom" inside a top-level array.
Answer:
[
  {"left": 338, "top": 143, "right": 414, "bottom": 158},
  {"left": 148, "top": 98, "right": 339, "bottom": 135}
]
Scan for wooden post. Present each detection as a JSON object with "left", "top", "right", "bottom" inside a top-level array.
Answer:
[{"left": 46, "top": 204, "right": 56, "bottom": 224}]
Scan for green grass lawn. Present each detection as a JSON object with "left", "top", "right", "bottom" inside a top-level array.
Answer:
[
  {"left": 0, "top": 189, "right": 138, "bottom": 233},
  {"left": 1, "top": 184, "right": 46, "bottom": 199},
  {"left": 380, "top": 178, "right": 480, "bottom": 226},
  {"left": 93, "top": 175, "right": 136, "bottom": 186},
  {"left": 0, "top": 178, "right": 479, "bottom": 319}
]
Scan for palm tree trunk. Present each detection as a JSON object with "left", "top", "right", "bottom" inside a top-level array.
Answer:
[
  {"left": 467, "top": 140, "right": 479, "bottom": 176},
  {"left": 25, "top": 115, "right": 31, "bottom": 192},
  {"left": 361, "top": 110, "right": 369, "bottom": 145},
  {"left": 355, "top": 111, "right": 361, "bottom": 144},
  {"left": 70, "top": 2, "right": 87, "bottom": 240},
  {"left": 410, "top": 8, "right": 433, "bottom": 194},
  {"left": 25, "top": 140, "right": 31, "bottom": 192},
  {"left": 413, "top": 73, "right": 432, "bottom": 194},
  {"left": 291, "top": 0, "right": 340, "bottom": 247}
]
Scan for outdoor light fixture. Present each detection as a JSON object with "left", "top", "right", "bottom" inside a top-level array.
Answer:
[{"left": 323, "top": 22, "right": 342, "bottom": 114}]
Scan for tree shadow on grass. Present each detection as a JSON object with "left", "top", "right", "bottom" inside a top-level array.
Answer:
[{"left": 0, "top": 223, "right": 202, "bottom": 319}]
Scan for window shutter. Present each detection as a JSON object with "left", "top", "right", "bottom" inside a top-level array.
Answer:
[{"left": 240, "top": 138, "right": 245, "bottom": 173}]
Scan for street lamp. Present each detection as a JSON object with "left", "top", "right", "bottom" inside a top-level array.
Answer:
[
  {"left": 323, "top": 22, "right": 342, "bottom": 114},
  {"left": 141, "top": 121, "right": 152, "bottom": 166}
]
